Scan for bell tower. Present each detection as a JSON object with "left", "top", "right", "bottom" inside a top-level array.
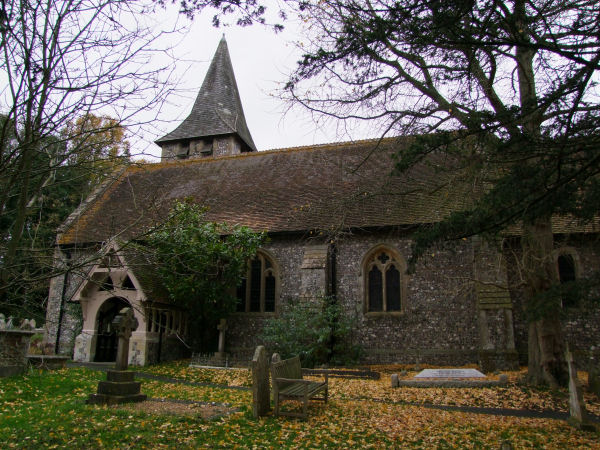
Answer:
[{"left": 156, "top": 36, "right": 257, "bottom": 159}]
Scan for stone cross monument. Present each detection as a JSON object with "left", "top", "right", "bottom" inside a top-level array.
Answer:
[
  {"left": 217, "top": 319, "right": 228, "bottom": 353},
  {"left": 112, "top": 307, "right": 139, "bottom": 371},
  {"left": 87, "top": 307, "right": 146, "bottom": 405}
]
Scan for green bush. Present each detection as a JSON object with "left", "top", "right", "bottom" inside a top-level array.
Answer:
[
  {"left": 146, "top": 200, "right": 266, "bottom": 352},
  {"left": 260, "top": 296, "right": 361, "bottom": 368}
]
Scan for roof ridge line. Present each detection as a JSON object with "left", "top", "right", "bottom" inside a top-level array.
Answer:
[{"left": 139, "top": 135, "right": 403, "bottom": 172}]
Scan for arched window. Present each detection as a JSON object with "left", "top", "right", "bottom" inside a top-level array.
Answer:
[
  {"left": 363, "top": 246, "right": 406, "bottom": 313},
  {"left": 556, "top": 250, "right": 579, "bottom": 308},
  {"left": 236, "top": 251, "right": 278, "bottom": 313}
]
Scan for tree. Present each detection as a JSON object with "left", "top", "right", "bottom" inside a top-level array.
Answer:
[
  {"left": 0, "top": 113, "right": 131, "bottom": 321},
  {"left": 276, "top": 0, "right": 600, "bottom": 386},
  {"left": 0, "top": 1, "right": 173, "bottom": 312},
  {"left": 61, "top": 114, "right": 131, "bottom": 194},
  {"left": 146, "top": 201, "right": 266, "bottom": 352}
]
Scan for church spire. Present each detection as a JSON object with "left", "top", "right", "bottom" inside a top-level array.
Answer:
[{"left": 156, "top": 36, "right": 257, "bottom": 159}]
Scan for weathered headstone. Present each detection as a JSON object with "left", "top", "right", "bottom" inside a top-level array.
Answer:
[
  {"left": 391, "top": 373, "right": 399, "bottom": 388},
  {"left": 251, "top": 346, "right": 270, "bottom": 418},
  {"left": 87, "top": 307, "right": 146, "bottom": 405},
  {"left": 566, "top": 349, "right": 595, "bottom": 431}
]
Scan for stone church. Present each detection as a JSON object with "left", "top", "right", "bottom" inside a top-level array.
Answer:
[{"left": 44, "top": 37, "right": 600, "bottom": 370}]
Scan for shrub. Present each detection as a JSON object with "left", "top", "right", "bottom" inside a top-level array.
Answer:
[{"left": 260, "top": 295, "right": 361, "bottom": 368}]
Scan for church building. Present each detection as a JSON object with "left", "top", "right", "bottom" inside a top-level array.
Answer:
[{"left": 44, "top": 37, "right": 600, "bottom": 370}]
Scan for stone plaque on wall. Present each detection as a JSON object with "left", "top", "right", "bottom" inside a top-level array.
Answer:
[{"left": 300, "top": 244, "right": 330, "bottom": 300}]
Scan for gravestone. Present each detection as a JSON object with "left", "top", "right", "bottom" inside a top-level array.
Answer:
[
  {"left": 251, "top": 346, "right": 270, "bottom": 418},
  {"left": 113, "top": 308, "right": 139, "bottom": 371},
  {"left": 87, "top": 307, "right": 147, "bottom": 405},
  {"left": 210, "top": 319, "right": 228, "bottom": 364},
  {"left": 414, "top": 368, "right": 485, "bottom": 379},
  {"left": 566, "top": 350, "right": 595, "bottom": 431}
]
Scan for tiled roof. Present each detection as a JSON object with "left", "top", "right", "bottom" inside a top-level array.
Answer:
[
  {"left": 58, "top": 138, "right": 476, "bottom": 245},
  {"left": 155, "top": 36, "right": 256, "bottom": 151},
  {"left": 121, "top": 244, "right": 170, "bottom": 303}
]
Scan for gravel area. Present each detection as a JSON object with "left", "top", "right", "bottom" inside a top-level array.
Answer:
[{"left": 116, "top": 398, "right": 237, "bottom": 420}]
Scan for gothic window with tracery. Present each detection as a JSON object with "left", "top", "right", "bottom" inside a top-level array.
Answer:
[
  {"left": 364, "top": 247, "right": 405, "bottom": 313},
  {"left": 236, "top": 251, "right": 278, "bottom": 313}
]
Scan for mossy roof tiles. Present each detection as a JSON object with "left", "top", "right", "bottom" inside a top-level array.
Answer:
[
  {"left": 59, "top": 138, "right": 474, "bottom": 245},
  {"left": 155, "top": 36, "right": 256, "bottom": 151}
]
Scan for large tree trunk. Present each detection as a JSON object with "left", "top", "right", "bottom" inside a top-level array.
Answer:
[{"left": 522, "top": 217, "right": 568, "bottom": 387}]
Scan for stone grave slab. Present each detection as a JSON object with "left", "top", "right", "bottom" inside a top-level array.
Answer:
[{"left": 414, "top": 368, "right": 485, "bottom": 379}]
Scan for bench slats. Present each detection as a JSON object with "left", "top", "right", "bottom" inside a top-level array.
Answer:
[{"left": 271, "top": 355, "right": 328, "bottom": 419}]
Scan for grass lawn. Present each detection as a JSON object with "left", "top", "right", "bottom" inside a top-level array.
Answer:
[{"left": 0, "top": 361, "right": 598, "bottom": 448}]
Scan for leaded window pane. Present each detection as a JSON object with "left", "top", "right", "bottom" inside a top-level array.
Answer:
[
  {"left": 558, "top": 255, "right": 576, "bottom": 283},
  {"left": 265, "top": 273, "right": 276, "bottom": 312},
  {"left": 386, "top": 264, "right": 401, "bottom": 311},
  {"left": 249, "top": 259, "right": 262, "bottom": 311},
  {"left": 558, "top": 254, "right": 577, "bottom": 307},
  {"left": 368, "top": 265, "right": 383, "bottom": 311}
]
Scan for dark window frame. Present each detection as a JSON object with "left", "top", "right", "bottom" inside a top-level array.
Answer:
[
  {"left": 364, "top": 246, "right": 406, "bottom": 315},
  {"left": 555, "top": 249, "right": 580, "bottom": 309},
  {"left": 236, "top": 251, "right": 278, "bottom": 314}
]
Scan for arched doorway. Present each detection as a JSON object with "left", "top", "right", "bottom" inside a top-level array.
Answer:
[{"left": 94, "top": 297, "right": 130, "bottom": 362}]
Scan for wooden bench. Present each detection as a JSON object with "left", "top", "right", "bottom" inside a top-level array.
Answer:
[{"left": 270, "top": 355, "right": 328, "bottom": 418}]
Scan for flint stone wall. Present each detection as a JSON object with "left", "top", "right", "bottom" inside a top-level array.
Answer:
[
  {"left": 45, "top": 247, "right": 95, "bottom": 356},
  {"left": 506, "top": 235, "right": 600, "bottom": 368},
  {"left": 228, "top": 231, "right": 482, "bottom": 365},
  {"left": 45, "top": 230, "right": 600, "bottom": 367},
  {"left": 336, "top": 232, "right": 479, "bottom": 365}
]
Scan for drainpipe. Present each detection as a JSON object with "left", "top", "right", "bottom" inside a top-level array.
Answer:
[
  {"left": 329, "top": 242, "right": 337, "bottom": 298},
  {"left": 327, "top": 242, "right": 337, "bottom": 363}
]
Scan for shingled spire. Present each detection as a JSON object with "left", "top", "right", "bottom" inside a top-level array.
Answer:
[{"left": 156, "top": 36, "right": 257, "bottom": 159}]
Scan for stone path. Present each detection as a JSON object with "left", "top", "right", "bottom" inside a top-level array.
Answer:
[{"left": 70, "top": 362, "right": 600, "bottom": 423}]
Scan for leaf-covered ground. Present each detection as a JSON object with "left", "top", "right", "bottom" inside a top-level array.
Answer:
[{"left": 0, "top": 362, "right": 598, "bottom": 448}]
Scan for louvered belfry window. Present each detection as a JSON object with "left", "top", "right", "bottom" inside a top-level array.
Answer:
[
  {"left": 366, "top": 249, "right": 403, "bottom": 313},
  {"left": 236, "top": 251, "right": 277, "bottom": 313}
]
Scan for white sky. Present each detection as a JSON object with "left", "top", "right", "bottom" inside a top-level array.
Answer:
[{"left": 138, "top": 3, "right": 361, "bottom": 160}]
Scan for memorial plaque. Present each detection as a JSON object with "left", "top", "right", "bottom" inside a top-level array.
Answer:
[{"left": 414, "top": 368, "right": 485, "bottom": 379}]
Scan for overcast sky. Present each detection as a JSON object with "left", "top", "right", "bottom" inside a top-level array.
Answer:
[{"left": 139, "top": 3, "right": 360, "bottom": 160}]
